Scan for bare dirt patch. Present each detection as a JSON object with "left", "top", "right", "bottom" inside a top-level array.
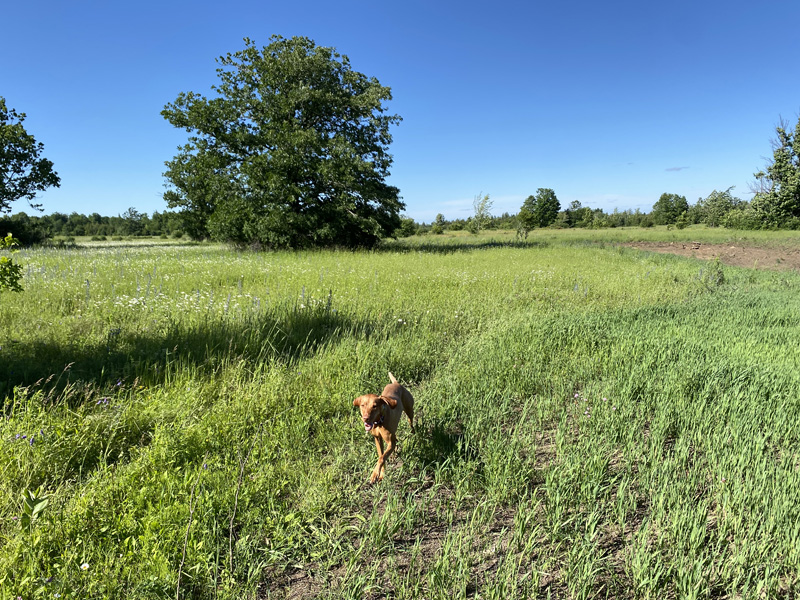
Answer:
[{"left": 623, "top": 242, "right": 800, "bottom": 271}]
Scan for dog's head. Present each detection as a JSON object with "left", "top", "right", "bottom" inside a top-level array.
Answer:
[{"left": 353, "top": 393, "right": 397, "bottom": 431}]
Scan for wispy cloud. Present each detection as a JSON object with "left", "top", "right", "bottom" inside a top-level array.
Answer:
[{"left": 665, "top": 166, "right": 690, "bottom": 172}]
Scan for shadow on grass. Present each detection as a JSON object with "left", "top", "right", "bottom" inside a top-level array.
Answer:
[
  {"left": 0, "top": 305, "right": 374, "bottom": 404},
  {"left": 380, "top": 238, "right": 550, "bottom": 254},
  {"left": 413, "top": 420, "right": 480, "bottom": 470}
]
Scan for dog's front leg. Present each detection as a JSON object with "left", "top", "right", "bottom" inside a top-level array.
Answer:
[
  {"left": 371, "top": 436, "right": 384, "bottom": 483},
  {"left": 371, "top": 434, "right": 396, "bottom": 483}
]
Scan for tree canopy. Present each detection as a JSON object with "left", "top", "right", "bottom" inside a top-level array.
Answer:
[
  {"left": 0, "top": 97, "right": 60, "bottom": 214},
  {"left": 751, "top": 116, "right": 800, "bottom": 226},
  {"left": 697, "top": 187, "right": 744, "bottom": 228},
  {"left": 651, "top": 193, "right": 688, "bottom": 225},
  {"left": 162, "top": 36, "right": 403, "bottom": 249},
  {"left": 518, "top": 188, "right": 560, "bottom": 230}
]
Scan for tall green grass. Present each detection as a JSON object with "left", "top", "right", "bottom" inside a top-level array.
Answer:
[{"left": 1, "top": 233, "right": 799, "bottom": 598}]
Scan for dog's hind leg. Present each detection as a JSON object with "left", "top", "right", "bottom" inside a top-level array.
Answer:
[{"left": 403, "top": 393, "right": 415, "bottom": 433}]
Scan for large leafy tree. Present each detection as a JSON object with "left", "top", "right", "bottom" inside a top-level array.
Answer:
[
  {"left": 162, "top": 36, "right": 403, "bottom": 249},
  {"left": 751, "top": 116, "right": 800, "bottom": 226},
  {"left": 518, "top": 188, "right": 560, "bottom": 230},
  {"left": 0, "top": 97, "right": 61, "bottom": 214},
  {"left": 651, "top": 193, "right": 689, "bottom": 225}
]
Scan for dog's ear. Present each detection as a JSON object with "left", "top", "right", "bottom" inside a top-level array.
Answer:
[
  {"left": 380, "top": 395, "right": 397, "bottom": 409},
  {"left": 353, "top": 396, "right": 362, "bottom": 407}
]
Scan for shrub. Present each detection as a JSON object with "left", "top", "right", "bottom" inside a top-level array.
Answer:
[
  {"left": 395, "top": 218, "right": 417, "bottom": 238},
  {"left": 723, "top": 208, "right": 763, "bottom": 230},
  {"left": 449, "top": 220, "right": 465, "bottom": 231}
]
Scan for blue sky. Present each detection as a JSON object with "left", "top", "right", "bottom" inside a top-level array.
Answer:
[{"left": 3, "top": 0, "right": 799, "bottom": 222}]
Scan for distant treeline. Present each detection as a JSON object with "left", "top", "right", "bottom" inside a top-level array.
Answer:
[
  {"left": 2, "top": 187, "right": 798, "bottom": 247},
  {"left": 402, "top": 188, "right": 800, "bottom": 237},
  {"left": 0, "top": 208, "right": 184, "bottom": 245}
]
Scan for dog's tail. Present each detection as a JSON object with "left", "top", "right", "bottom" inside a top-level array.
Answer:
[{"left": 388, "top": 371, "right": 397, "bottom": 384}]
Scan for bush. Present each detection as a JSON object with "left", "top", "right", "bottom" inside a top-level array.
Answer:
[
  {"left": 449, "top": 220, "right": 465, "bottom": 231},
  {"left": 722, "top": 208, "right": 763, "bottom": 230},
  {"left": 785, "top": 217, "right": 800, "bottom": 231},
  {"left": 395, "top": 218, "right": 417, "bottom": 238}
]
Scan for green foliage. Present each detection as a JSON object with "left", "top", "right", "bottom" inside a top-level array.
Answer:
[
  {"left": 698, "top": 256, "right": 725, "bottom": 289},
  {"left": 722, "top": 206, "right": 763, "bottom": 230},
  {"left": 162, "top": 36, "right": 403, "bottom": 249},
  {"left": 652, "top": 193, "right": 689, "bottom": 225},
  {"left": 394, "top": 216, "right": 418, "bottom": 237},
  {"left": 469, "top": 192, "right": 493, "bottom": 234},
  {"left": 0, "top": 97, "right": 61, "bottom": 214},
  {"left": 562, "top": 199, "right": 592, "bottom": 227},
  {"left": 752, "top": 116, "right": 800, "bottom": 226},
  {"left": 2, "top": 209, "right": 184, "bottom": 240},
  {"left": 20, "top": 487, "right": 49, "bottom": 531},
  {"left": 431, "top": 213, "right": 445, "bottom": 234},
  {"left": 0, "top": 233, "right": 23, "bottom": 292},
  {"left": 120, "top": 207, "right": 145, "bottom": 236},
  {"left": 697, "top": 187, "right": 743, "bottom": 227},
  {"left": 448, "top": 219, "right": 464, "bottom": 231},
  {"left": 518, "top": 188, "right": 560, "bottom": 229}
]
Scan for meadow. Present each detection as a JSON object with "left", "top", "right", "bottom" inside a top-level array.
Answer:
[{"left": 1, "top": 227, "right": 800, "bottom": 599}]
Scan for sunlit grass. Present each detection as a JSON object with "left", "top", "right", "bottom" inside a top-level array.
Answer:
[
  {"left": 393, "top": 224, "right": 800, "bottom": 249},
  {"left": 1, "top": 230, "right": 799, "bottom": 598}
]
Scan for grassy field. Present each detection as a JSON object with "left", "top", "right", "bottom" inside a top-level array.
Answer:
[{"left": 2, "top": 227, "right": 800, "bottom": 599}]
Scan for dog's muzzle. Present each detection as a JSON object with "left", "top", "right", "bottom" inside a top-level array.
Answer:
[{"left": 364, "top": 415, "right": 384, "bottom": 431}]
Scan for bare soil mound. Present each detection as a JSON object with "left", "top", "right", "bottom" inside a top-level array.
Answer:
[{"left": 623, "top": 242, "right": 800, "bottom": 271}]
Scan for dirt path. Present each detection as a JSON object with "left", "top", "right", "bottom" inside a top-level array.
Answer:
[{"left": 622, "top": 242, "right": 800, "bottom": 271}]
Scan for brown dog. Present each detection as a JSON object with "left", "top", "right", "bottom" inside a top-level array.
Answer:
[{"left": 353, "top": 372, "right": 415, "bottom": 483}]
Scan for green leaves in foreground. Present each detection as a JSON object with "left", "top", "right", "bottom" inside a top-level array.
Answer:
[
  {"left": 21, "top": 487, "right": 49, "bottom": 531},
  {"left": 0, "top": 232, "right": 23, "bottom": 292}
]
